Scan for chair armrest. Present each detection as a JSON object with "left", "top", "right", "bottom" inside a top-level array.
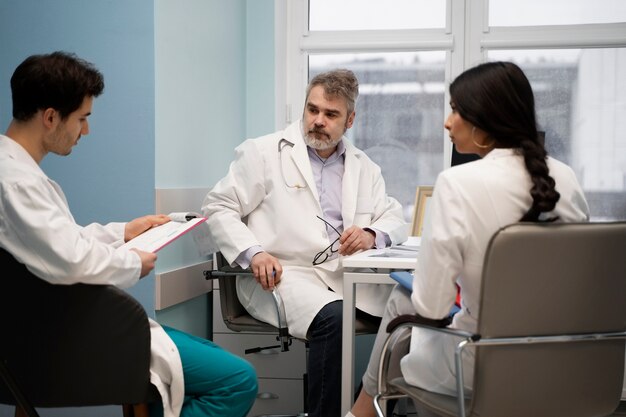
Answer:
[
  {"left": 204, "top": 251, "right": 253, "bottom": 276},
  {"left": 387, "top": 313, "right": 451, "bottom": 332},
  {"left": 387, "top": 314, "right": 476, "bottom": 340},
  {"left": 377, "top": 313, "right": 477, "bottom": 400}
]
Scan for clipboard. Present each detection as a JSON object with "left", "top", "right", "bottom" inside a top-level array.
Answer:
[{"left": 119, "top": 213, "right": 207, "bottom": 253}]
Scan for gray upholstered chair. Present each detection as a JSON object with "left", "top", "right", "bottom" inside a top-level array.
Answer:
[
  {"left": 0, "top": 248, "right": 160, "bottom": 417},
  {"left": 204, "top": 252, "right": 382, "bottom": 416},
  {"left": 205, "top": 252, "right": 381, "bottom": 350},
  {"left": 374, "top": 222, "right": 626, "bottom": 417}
]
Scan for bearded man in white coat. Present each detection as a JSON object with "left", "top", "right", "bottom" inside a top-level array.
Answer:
[{"left": 202, "top": 69, "right": 408, "bottom": 417}]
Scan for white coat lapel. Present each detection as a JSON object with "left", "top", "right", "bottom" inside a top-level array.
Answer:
[
  {"left": 283, "top": 123, "right": 320, "bottom": 203},
  {"left": 341, "top": 140, "right": 361, "bottom": 227}
]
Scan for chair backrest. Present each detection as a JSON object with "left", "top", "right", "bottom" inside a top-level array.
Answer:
[
  {"left": 470, "top": 222, "right": 626, "bottom": 417},
  {"left": 212, "top": 252, "right": 280, "bottom": 333},
  {"left": 218, "top": 273, "right": 282, "bottom": 333},
  {"left": 0, "top": 248, "right": 158, "bottom": 408}
]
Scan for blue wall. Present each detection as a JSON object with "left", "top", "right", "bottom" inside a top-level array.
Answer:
[
  {"left": 0, "top": 1, "right": 156, "bottom": 416},
  {"left": 246, "top": 1, "right": 276, "bottom": 138},
  {"left": 0, "top": 0, "right": 157, "bottom": 317},
  {"left": 155, "top": 0, "right": 247, "bottom": 188},
  {"left": 152, "top": 0, "right": 275, "bottom": 338}
]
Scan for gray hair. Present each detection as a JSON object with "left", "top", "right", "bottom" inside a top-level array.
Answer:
[{"left": 305, "top": 69, "right": 359, "bottom": 114}]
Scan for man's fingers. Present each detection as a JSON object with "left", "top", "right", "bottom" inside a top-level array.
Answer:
[{"left": 253, "top": 264, "right": 277, "bottom": 290}]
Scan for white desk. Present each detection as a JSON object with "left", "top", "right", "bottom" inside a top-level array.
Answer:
[{"left": 341, "top": 248, "right": 417, "bottom": 415}]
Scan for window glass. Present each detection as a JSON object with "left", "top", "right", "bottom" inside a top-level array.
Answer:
[
  {"left": 310, "top": 52, "right": 446, "bottom": 222},
  {"left": 488, "top": 49, "right": 626, "bottom": 221},
  {"left": 309, "top": 0, "right": 446, "bottom": 31},
  {"left": 489, "top": 0, "right": 626, "bottom": 26}
]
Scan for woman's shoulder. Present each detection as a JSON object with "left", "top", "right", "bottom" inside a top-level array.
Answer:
[
  {"left": 436, "top": 150, "right": 529, "bottom": 196},
  {"left": 546, "top": 155, "right": 574, "bottom": 171},
  {"left": 439, "top": 156, "right": 490, "bottom": 182},
  {"left": 547, "top": 157, "right": 586, "bottom": 198}
]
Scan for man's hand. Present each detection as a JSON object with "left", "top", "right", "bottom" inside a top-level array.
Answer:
[
  {"left": 130, "top": 248, "right": 158, "bottom": 278},
  {"left": 338, "top": 226, "right": 376, "bottom": 256},
  {"left": 250, "top": 252, "right": 283, "bottom": 291},
  {"left": 124, "top": 214, "right": 171, "bottom": 242}
]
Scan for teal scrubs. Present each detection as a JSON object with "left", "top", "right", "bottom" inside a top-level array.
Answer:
[{"left": 150, "top": 325, "right": 258, "bottom": 417}]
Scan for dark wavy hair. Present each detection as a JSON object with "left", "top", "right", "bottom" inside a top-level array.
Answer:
[
  {"left": 11, "top": 51, "right": 104, "bottom": 121},
  {"left": 449, "top": 61, "right": 560, "bottom": 222}
]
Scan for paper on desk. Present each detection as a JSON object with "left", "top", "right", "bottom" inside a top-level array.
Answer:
[{"left": 369, "top": 247, "right": 419, "bottom": 258}]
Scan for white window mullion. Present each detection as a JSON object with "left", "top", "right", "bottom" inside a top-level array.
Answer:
[
  {"left": 283, "top": 0, "right": 309, "bottom": 128},
  {"left": 466, "top": 0, "right": 488, "bottom": 68},
  {"left": 299, "top": 29, "right": 453, "bottom": 53},
  {"left": 482, "top": 22, "right": 626, "bottom": 50},
  {"left": 443, "top": 0, "right": 469, "bottom": 169}
]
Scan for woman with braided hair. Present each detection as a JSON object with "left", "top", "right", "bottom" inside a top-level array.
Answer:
[
  {"left": 347, "top": 61, "right": 589, "bottom": 417},
  {"left": 447, "top": 61, "right": 563, "bottom": 223}
]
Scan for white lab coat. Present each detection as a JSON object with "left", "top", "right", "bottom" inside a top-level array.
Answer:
[
  {"left": 400, "top": 148, "right": 590, "bottom": 395},
  {"left": 0, "top": 136, "right": 184, "bottom": 417},
  {"left": 202, "top": 120, "right": 408, "bottom": 338}
]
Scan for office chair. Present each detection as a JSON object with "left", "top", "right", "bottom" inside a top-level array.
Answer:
[
  {"left": 205, "top": 253, "right": 292, "bottom": 353},
  {"left": 374, "top": 222, "right": 626, "bottom": 417},
  {"left": 0, "top": 248, "right": 160, "bottom": 417},
  {"left": 204, "top": 252, "right": 382, "bottom": 416}
]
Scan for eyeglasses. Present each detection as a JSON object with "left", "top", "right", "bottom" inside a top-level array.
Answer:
[{"left": 313, "top": 216, "right": 342, "bottom": 266}]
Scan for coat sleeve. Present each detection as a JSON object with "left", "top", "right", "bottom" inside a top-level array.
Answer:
[
  {"left": 411, "top": 172, "right": 467, "bottom": 319},
  {"left": 1, "top": 177, "right": 140, "bottom": 288},
  {"left": 201, "top": 139, "right": 267, "bottom": 265},
  {"left": 367, "top": 161, "right": 408, "bottom": 246}
]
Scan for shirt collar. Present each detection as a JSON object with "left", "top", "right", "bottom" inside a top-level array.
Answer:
[
  {"left": 0, "top": 135, "right": 45, "bottom": 175},
  {"left": 483, "top": 147, "right": 519, "bottom": 160},
  {"left": 306, "top": 139, "right": 346, "bottom": 164}
]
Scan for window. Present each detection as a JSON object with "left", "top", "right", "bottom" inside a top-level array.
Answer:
[
  {"left": 489, "top": 48, "right": 626, "bottom": 220},
  {"left": 280, "top": 0, "right": 626, "bottom": 221},
  {"left": 309, "top": 52, "right": 445, "bottom": 221}
]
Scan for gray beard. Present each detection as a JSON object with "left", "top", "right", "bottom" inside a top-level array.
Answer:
[{"left": 303, "top": 132, "right": 343, "bottom": 150}]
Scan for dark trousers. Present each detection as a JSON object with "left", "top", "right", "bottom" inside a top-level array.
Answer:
[
  {"left": 307, "top": 301, "right": 381, "bottom": 417},
  {"left": 307, "top": 300, "right": 343, "bottom": 417}
]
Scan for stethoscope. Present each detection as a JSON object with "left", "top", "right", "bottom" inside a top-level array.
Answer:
[{"left": 278, "top": 138, "right": 307, "bottom": 190}]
